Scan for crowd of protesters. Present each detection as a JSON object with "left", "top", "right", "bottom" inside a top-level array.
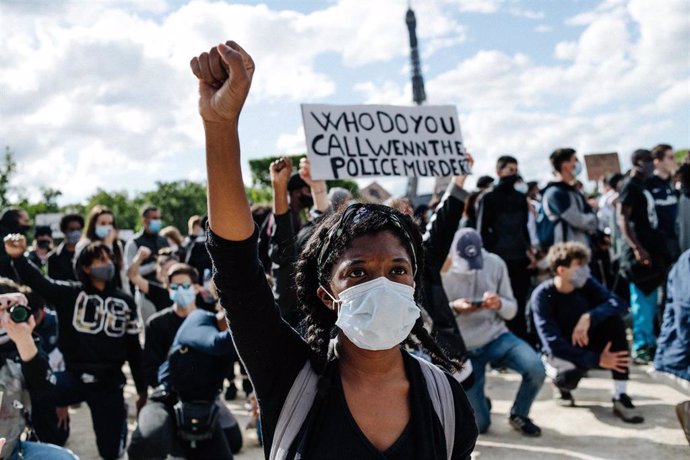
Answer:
[{"left": 0, "top": 40, "right": 689, "bottom": 459}]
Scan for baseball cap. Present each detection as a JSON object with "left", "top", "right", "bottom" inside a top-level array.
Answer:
[{"left": 455, "top": 228, "right": 484, "bottom": 270}]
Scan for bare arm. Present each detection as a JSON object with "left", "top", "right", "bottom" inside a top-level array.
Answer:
[
  {"left": 127, "top": 246, "right": 152, "bottom": 294},
  {"left": 190, "top": 41, "right": 255, "bottom": 241},
  {"left": 616, "top": 203, "right": 650, "bottom": 264},
  {"left": 271, "top": 157, "right": 292, "bottom": 216},
  {"left": 299, "top": 157, "right": 329, "bottom": 213}
]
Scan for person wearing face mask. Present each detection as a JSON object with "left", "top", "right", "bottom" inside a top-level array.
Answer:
[
  {"left": 46, "top": 214, "right": 84, "bottom": 282},
  {"left": 0, "top": 207, "right": 31, "bottom": 281},
  {"left": 538, "top": 148, "right": 597, "bottom": 250},
  {"left": 477, "top": 156, "right": 535, "bottom": 346},
  {"left": 647, "top": 144, "right": 680, "bottom": 263},
  {"left": 26, "top": 226, "right": 54, "bottom": 274},
  {"left": 531, "top": 242, "right": 642, "bottom": 423},
  {"left": 442, "top": 228, "right": 545, "bottom": 436},
  {"left": 192, "top": 41, "right": 477, "bottom": 460},
  {"left": 618, "top": 149, "right": 672, "bottom": 365},
  {"left": 125, "top": 206, "right": 170, "bottom": 322},
  {"left": 4, "top": 234, "right": 147, "bottom": 459},
  {"left": 127, "top": 263, "right": 243, "bottom": 460},
  {"left": 76, "top": 205, "right": 129, "bottom": 293}
]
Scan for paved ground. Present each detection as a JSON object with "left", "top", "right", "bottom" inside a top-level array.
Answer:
[{"left": 65, "top": 363, "right": 688, "bottom": 459}]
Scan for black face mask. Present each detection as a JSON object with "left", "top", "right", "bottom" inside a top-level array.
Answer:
[
  {"left": 19, "top": 224, "right": 32, "bottom": 235},
  {"left": 37, "top": 240, "right": 52, "bottom": 250},
  {"left": 500, "top": 174, "right": 518, "bottom": 186},
  {"left": 299, "top": 194, "right": 314, "bottom": 209}
]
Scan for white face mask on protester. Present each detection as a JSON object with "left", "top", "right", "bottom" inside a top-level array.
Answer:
[
  {"left": 570, "top": 265, "right": 591, "bottom": 289},
  {"left": 321, "top": 277, "right": 420, "bottom": 351}
]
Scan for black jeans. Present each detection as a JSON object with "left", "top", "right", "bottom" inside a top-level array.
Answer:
[
  {"left": 545, "top": 315, "right": 629, "bottom": 390},
  {"left": 505, "top": 257, "right": 537, "bottom": 347},
  {"left": 128, "top": 400, "right": 238, "bottom": 460},
  {"left": 48, "top": 370, "right": 127, "bottom": 459}
]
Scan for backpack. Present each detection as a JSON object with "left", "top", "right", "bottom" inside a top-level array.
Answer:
[
  {"left": 269, "top": 356, "right": 456, "bottom": 460},
  {"left": 537, "top": 186, "right": 567, "bottom": 249}
]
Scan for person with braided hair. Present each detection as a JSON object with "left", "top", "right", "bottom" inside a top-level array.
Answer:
[{"left": 191, "top": 40, "right": 477, "bottom": 459}]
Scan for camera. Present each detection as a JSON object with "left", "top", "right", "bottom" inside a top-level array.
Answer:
[{"left": 9, "top": 304, "right": 31, "bottom": 323}]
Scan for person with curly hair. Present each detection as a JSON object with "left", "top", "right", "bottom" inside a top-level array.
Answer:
[{"left": 191, "top": 40, "right": 477, "bottom": 459}]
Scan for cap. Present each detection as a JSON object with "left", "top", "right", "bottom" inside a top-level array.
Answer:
[{"left": 455, "top": 228, "right": 484, "bottom": 270}]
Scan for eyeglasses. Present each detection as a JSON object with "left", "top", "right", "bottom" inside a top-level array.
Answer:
[
  {"left": 316, "top": 203, "right": 418, "bottom": 281},
  {"left": 169, "top": 282, "right": 192, "bottom": 290}
]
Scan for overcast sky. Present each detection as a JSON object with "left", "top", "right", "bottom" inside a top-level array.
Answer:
[{"left": 1, "top": 0, "right": 688, "bottom": 205}]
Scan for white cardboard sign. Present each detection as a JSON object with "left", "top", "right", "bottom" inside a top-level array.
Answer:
[{"left": 301, "top": 104, "right": 469, "bottom": 180}]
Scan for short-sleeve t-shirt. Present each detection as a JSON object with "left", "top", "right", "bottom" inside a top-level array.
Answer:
[{"left": 618, "top": 175, "right": 658, "bottom": 248}]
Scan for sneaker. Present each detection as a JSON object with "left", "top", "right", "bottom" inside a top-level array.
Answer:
[
  {"left": 553, "top": 385, "right": 576, "bottom": 407},
  {"left": 675, "top": 400, "right": 690, "bottom": 445},
  {"left": 509, "top": 414, "right": 542, "bottom": 437},
  {"left": 632, "top": 348, "right": 652, "bottom": 365},
  {"left": 612, "top": 394, "right": 644, "bottom": 423}
]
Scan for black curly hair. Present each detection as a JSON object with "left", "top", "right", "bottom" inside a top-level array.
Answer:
[{"left": 294, "top": 203, "right": 460, "bottom": 374}]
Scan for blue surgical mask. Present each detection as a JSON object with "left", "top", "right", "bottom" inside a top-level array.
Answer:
[
  {"left": 95, "top": 225, "right": 113, "bottom": 239},
  {"left": 66, "top": 230, "right": 82, "bottom": 246},
  {"left": 573, "top": 161, "right": 583, "bottom": 177},
  {"left": 514, "top": 182, "right": 528, "bottom": 194},
  {"left": 570, "top": 265, "right": 591, "bottom": 289},
  {"left": 322, "top": 277, "right": 420, "bottom": 351},
  {"left": 148, "top": 219, "right": 162, "bottom": 234},
  {"left": 170, "top": 286, "right": 196, "bottom": 308}
]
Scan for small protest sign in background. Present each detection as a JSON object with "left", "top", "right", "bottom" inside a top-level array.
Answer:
[
  {"left": 584, "top": 153, "right": 621, "bottom": 181},
  {"left": 301, "top": 104, "right": 469, "bottom": 180}
]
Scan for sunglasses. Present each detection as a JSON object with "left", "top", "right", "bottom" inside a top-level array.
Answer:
[
  {"left": 316, "top": 203, "right": 418, "bottom": 280},
  {"left": 169, "top": 282, "right": 192, "bottom": 291}
]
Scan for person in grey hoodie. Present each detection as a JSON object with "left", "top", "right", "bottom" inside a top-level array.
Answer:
[{"left": 441, "top": 228, "right": 545, "bottom": 437}]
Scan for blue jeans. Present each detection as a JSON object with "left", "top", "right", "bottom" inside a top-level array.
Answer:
[
  {"left": 630, "top": 283, "right": 658, "bottom": 352},
  {"left": 466, "top": 332, "right": 545, "bottom": 433},
  {"left": 10, "top": 441, "right": 78, "bottom": 460}
]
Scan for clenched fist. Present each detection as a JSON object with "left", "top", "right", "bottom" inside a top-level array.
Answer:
[{"left": 190, "top": 41, "right": 255, "bottom": 123}]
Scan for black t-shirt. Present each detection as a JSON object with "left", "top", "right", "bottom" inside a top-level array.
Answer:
[
  {"left": 619, "top": 175, "right": 659, "bottom": 249},
  {"left": 47, "top": 244, "right": 78, "bottom": 281},
  {"left": 646, "top": 175, "right": 679, "bottom": 239},
  {"left": 207, "top": 227, "right": 477, "bottom": 460},
  {"left": 143, "top": 307, "right": 185, "bottom": 388}
]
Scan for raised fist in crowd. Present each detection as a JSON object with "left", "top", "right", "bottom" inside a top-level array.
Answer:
[
  {"left": 3, "top": 234, "right": 27, "bottom": 259},
  {"left": 190, "top": 41, "right": 255, "bottom": 123}
]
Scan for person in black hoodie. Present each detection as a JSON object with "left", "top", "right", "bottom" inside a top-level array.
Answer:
[
  {"left": 4, "top": 234, "right": 146, "bottom": 460},
  {"left": 0, "top": 208, "right": 31, "bottom": 281},
  {"left": 191, "top": 41, "right": 476, "bottom": 459},
  {"left": 477, "top": 155, "right": 534, "bottom": 345}
]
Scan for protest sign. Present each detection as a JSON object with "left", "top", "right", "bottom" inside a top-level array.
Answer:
[
  {"left": 584, "top": 153, "right": 621, "bottom": 181},
  {"left": 301, "top": 104, "right": 469, "bottom": 180}
]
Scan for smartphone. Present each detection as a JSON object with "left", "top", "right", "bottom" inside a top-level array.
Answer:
[{"left": 470, "top": 299, "right": 484, "bottom": 307}]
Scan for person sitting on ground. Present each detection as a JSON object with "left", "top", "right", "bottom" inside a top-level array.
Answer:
[
  {"left": 191, "top": 40, "right": 477, "bottom": 459},
  {"left": 128, "top": 265, "right": 242, "bottom": 459},
  {"left": 442, "top": 228, "right": 545, "bottom": 436},
  {"left": 531, "top": 242, "right": 643, "bottom": 423},
  {"left": 654, "top": 248, "right": 690, "bottom": 444},
  {"left": 4, "top": 235, "right": 147, "bottom": 459}
]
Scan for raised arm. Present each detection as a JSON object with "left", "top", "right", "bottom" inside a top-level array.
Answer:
[
  {"left": 127, "top": 246, "right": 152, "bottom": 294},
  {"left": 299, "top": 157, "right": 329, "bottom": 213},
  {"left": 190, "top": 41, "right": 255, "bottom": 241}
]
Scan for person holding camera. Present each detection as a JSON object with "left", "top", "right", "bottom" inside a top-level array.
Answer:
[
  {"left": 4, "top": 234, "right": 146, "bottom": 459},
  {"left": 442, "top": 228, "right": 545, "bottom": 436},
  {"left": 0, "top": 291, "right": 78, "bottom": 460}
]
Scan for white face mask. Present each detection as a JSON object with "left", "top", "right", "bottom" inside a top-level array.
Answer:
[
  {"left": 514, "top": 182, "right": 528, "bottom": 194},
  {"left": 321, "top": 277, "right": 420, "bottom": 351}
]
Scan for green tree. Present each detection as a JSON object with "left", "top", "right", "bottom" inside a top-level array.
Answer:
[
  {"left": 83, "top": 189, "right": 141, "bottom": 230},
  {"left": 0, "top": 146, "right": 17, "bottom": 208},
  {"left": 139, "top": 180, "right": 208, "bottom": 233}
]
